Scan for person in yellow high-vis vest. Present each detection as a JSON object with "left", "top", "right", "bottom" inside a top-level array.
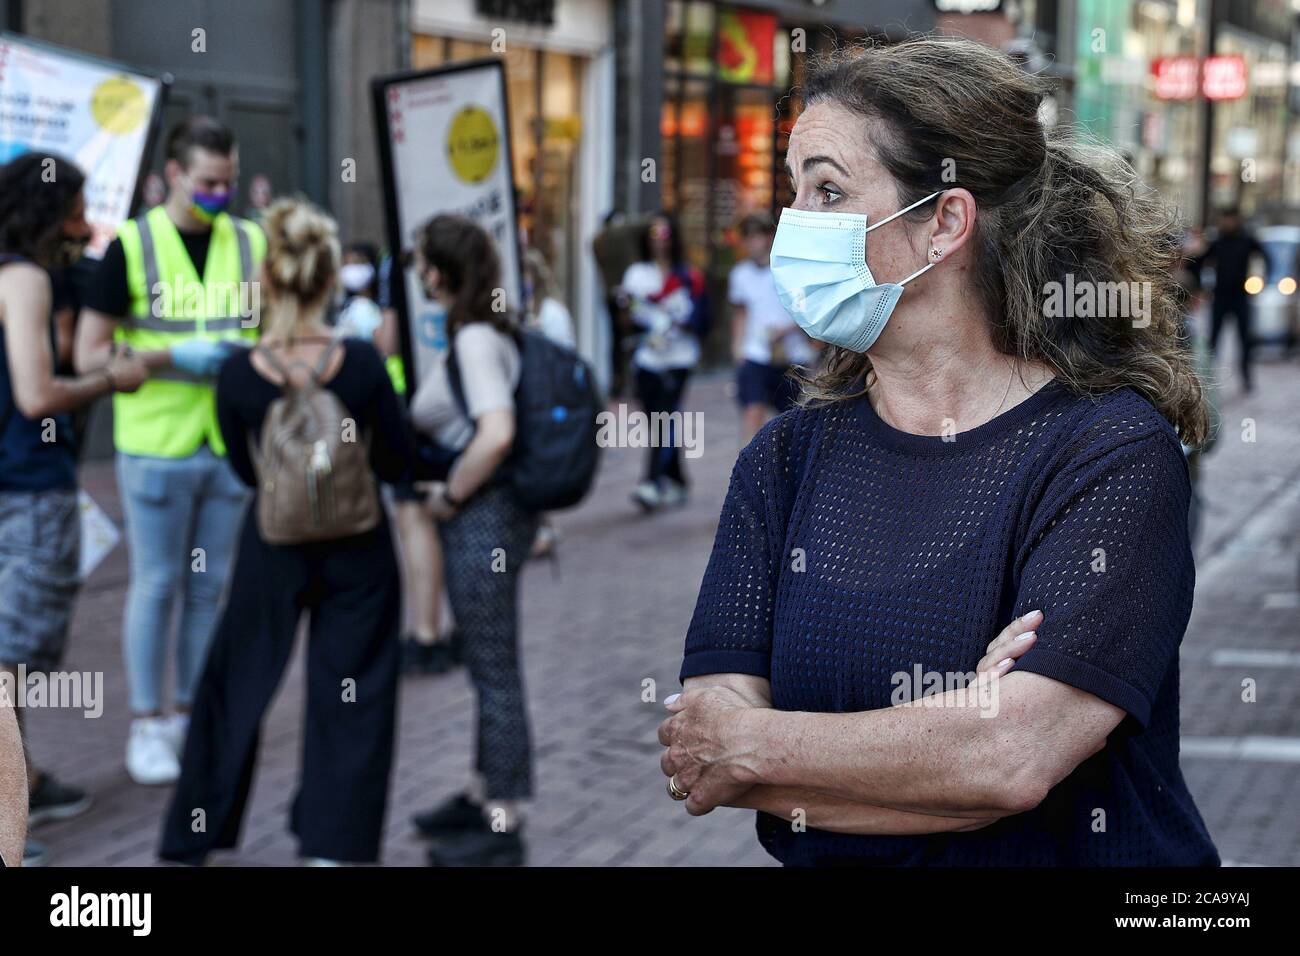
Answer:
[{"left": 76, "top": 117, "right": 265, "bottom": 786}]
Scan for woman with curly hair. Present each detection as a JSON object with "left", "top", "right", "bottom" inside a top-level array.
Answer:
[
  {"left": 159, "top": 198, "right": 411, "bottom": 865},
  {"left": 0, "top": 152, "right": 147, "bottom": 866},
  {"left": 659, "top": 37, "right": 1218, "bottom": 867}
]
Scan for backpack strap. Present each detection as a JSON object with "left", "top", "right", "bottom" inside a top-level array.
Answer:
[
  {"left": 310, "top": 338, "right": 343, "bottom": 383},
  {"left": 254, "top": 338, "right": 340, "bottom": 391},
  {"left": 252, "top": 344, "right": 296, "bottom": 388},
  {"left": 445, "top": 334, "right": 469, "bottom": 420}
]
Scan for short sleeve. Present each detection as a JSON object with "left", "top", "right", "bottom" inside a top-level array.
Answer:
[
  {"left": 455, "top": 324, "right": 517, "bottom": 420},
  {"left": 80, "top": 238, "right": 130, "bottom": 318},
  {"left": 679, "top": 442, "right": 777, "bottom": 682},
  {"left": 728, "top": 263, "right": 748, "bottom": 307},
  {"left": 1010, "top": 429, "right": 1194, "bottom": 728}
]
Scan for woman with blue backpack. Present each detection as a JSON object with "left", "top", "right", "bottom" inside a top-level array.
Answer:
[
  {"left": 618, "top": 212, "right": 708, "bottom": 512},
  {"left": 405, "top": 215, "right": 539, "bottom": 867}
]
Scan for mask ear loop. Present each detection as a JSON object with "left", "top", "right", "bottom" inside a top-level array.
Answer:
[
  {"left": 866, "top": 189, "right": 944, "bottom": 287},
  {"left": 898, "top": 259, "right": 936, "bottom": 286},
  {"left": 864, "top": 189, "right": 943, "bottom": 233}
]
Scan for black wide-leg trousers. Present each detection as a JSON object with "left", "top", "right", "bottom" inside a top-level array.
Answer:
[{"left": 159, "top": 509, "right": 401, "bottom": 864}]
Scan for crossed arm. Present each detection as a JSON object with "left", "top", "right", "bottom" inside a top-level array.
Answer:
[
  {"left": 659, "top": 612, "right": 1126, "bottom": 836},
  {"left": 0, "top": 695, "right": 26, "bottom": 866}
]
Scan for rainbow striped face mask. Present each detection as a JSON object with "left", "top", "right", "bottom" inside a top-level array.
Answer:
[{"left": 189, "top": 189, "right": 232, "bottom": 224}]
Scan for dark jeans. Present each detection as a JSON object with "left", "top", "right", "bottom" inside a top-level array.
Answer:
[
  {"left": 159, "top": 510, "right": 401, "bottom": 864},
  {"left": 634, "top": 365, "right": 691, "bottom": 487},
  {"left": 1210, "top": 294, "right": 1254, "bottom": 389}
]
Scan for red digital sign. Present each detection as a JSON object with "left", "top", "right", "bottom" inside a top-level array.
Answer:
[
  {"left": 1151, "top": 56, "right": 1199, "bottom": 101},
  {"left": 1202, "top": 55, "right": 1248, "bottom": 101}
]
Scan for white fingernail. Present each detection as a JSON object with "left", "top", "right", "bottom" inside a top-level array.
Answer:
[{"left": 665, "top": 694, "right": 680, "bottom": 706}]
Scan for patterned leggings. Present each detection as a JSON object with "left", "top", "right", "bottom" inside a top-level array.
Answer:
[{"left": 438, "top": 484, "right": 539, "bottom": 799}]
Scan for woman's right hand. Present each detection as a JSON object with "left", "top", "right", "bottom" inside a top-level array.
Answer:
[{"left": 975, "top": 609, "right": 1042, "bottom": 677}]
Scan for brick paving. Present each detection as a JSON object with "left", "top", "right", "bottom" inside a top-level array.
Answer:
[{"left": 23, "top": 348, "right": 1300, "bottom": 867}]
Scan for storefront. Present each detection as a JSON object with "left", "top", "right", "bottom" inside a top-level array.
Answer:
[
  {"left": 410, "top": 0, "right": 615, "bottom": 364},
  {"left": 1205, "top": 0, "right": 1292, "bottom": 220},
  {"left": 1071, "top": 0, "right": 1207, "bottom": 226}
]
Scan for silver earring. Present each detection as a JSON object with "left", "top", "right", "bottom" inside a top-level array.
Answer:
[{"left": 930, "top": 248, "right": 942, "bottom": 260}]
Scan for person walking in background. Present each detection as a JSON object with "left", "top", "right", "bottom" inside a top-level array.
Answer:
[
  {"left": 728, "top": 212, "right": 818, "bottom": 441},
  {"left": 1193, "top": 207, "right": 1266, "bottom": 395},
  {"left": 407, "top": 215, "right": 537, "bottom": 867},
  {"left": 618, "top": 212, "right": 708, "bottom": 512},
  {"left": 159, "top": 198, "right": 410, "bottom": 866},
  {"left": 0, "top": 153, "right": 148, "bottom": 865},
  {"left": 523, "top": 247, "right": 575, "bottom": 350},
  {"left": 591, "top": 210, "right": 644, "bottom": 398},
  {"left": 334, "top": 241, "right": 384, "bottom": 342},
  {"left": 75, "top": 117, "right": 266, "bottom": 786}
]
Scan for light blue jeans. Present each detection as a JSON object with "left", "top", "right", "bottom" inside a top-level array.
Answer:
[{"left": 116, "top": 446, "right": 248, "bottom": 714}]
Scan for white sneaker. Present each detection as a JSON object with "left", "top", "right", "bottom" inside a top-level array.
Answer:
[
  {"left": 163, "top": 712, "right": 190, "bottom": 757},
  {"left": 126, "top": 717, "right": 181, "bottom": 785},
  {"left": 631, "top": 481, "right": 662, "bottom": 512}
]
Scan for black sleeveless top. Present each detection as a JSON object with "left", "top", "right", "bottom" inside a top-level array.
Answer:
[{"left": 0, "top": 253, "right": 77, "bottom": 491}]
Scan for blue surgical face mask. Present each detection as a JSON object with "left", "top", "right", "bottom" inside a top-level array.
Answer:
[{"left": 770, "top": 190, "right": 942, "bottom": 352}]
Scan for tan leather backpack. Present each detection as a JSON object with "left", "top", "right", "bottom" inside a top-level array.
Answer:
[{"left": 250, "top": 340, "right": 381, "bottom": 544}]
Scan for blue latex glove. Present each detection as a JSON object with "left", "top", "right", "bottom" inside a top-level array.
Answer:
[{"left": 170, "top": 339, "right": 234, "bottom": 377}]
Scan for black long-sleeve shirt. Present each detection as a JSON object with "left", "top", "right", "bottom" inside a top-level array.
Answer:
[
  {"left": 215, "top": 338, "right": 413, "bottom": 489},
  {"left": 1193, "top": 230, "right": 1266, "bottom": 299}
]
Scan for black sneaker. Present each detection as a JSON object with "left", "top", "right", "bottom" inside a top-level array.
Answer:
[
  {"left": 23, "top": 839, "right": 49, "bottom": 867},
  {"left": 400, "top": 638, "right": 434, "bottom": 676},
  {"left": 427, "top": 826, "right": 525, "bottom": 867},
  {"left": 445, "top": 629, "right": 464, "bottom": 665},
  {"left": 424, "top": 640, "right": 458, "bottom": 674},
  {"left": 402, "top": 636, "right": 460, "bottom": 675},
  {"left": 28, "top": 775, "right": 91, "bottom": 827},
  {"left": 412, "top": 793, "right": 486, "bottom": 839}
]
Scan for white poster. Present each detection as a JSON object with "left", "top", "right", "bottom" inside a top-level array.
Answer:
[
  {"left": 0, "top": 34, "right": 164, "bottom": 257},
  {"left": 376, "top": 60, "right": 521, "bottom": 389}
]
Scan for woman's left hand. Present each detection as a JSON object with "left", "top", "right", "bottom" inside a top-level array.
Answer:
[{"left": 658, "top": 685, "right": 765, "bottom": 816}]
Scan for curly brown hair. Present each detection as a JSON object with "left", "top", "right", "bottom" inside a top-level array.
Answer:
[
  {"left": 0, "top": 152, "right": 85, "bottom": 268},
  {"left": 793, "top": 36, "right": 1208, "bottom": 446}
]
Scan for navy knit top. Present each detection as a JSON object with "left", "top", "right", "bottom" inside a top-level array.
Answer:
[{"left": 680, "top": 379, "right": 1219, "bottom": 867}]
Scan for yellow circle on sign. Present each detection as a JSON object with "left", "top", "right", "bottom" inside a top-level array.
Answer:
[
  {"left": 446, "top": 106, "right": 499, "bottom": 184},
  {"left": 91, "top": 76, "right": 147, "bottom": 135}
]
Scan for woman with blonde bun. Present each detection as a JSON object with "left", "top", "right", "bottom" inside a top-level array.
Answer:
[{"left": 159, "top": 198, "right": 413, "bottom": 866}]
